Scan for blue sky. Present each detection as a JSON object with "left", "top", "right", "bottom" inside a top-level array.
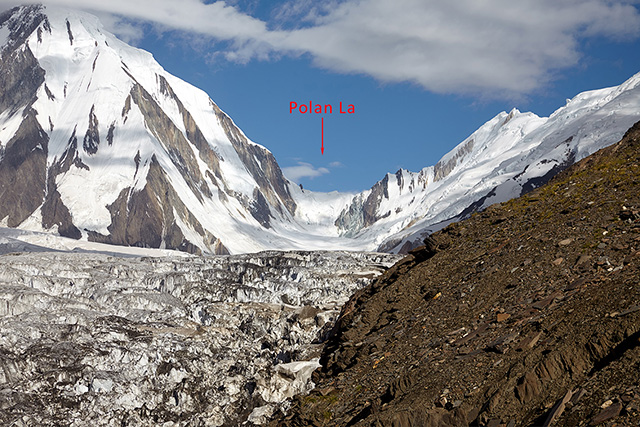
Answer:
[{"left": 9, "top": 0, "right": 640, "bottom": 192}]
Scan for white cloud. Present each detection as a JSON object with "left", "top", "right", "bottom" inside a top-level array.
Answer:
[
  {"left": 278, "top": 0, "right": 640, "bottom": 95},
  {"left": 8, "top": 0, "right": 640, "bottom": 96},
  {"left": 282, "top": 162, "right": 330, "bottom": 181}
]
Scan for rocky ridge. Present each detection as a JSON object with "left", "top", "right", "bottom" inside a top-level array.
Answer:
[
  {"left": 271, "top": 123, "right": 640, "bottom": 426},
  {"left": 0, "top": 249, "right": 400, "bottom": 426}
]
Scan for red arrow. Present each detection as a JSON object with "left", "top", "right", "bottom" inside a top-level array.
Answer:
[{"left": 321, "top": 117, "right": 325, "bottom": 155}]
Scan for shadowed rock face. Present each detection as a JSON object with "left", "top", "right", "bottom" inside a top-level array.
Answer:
[
  {"left": 157, "top": 74, "right": 221, "bottom": 192},
  {"left": 0, "top": 5, "right": 47, "bottom": 114},
  {"left": 211, "top": 101, "right": 297, "bottom": 224},
  {"left": 156, "top": 75, "right": 297, "bottom": 229},
  {"left": 0, "top": 111, "right": 48, "bottom": 228},
  {"left": 41, "top": 128, "right": 83, "bottom": 239},
  {"left": 0, "top": 7, "right": 49, "bottom": 228},
  {"left": 88, "top": 155, "right": 228, "bottom": 255},
  {"left": 335, "top": 175, "right": 391, "bottom": 235},
  {"left": 82, "top": 105, "right": 100, "bottom": 155},
  {"left": 271, "top": 122, "right": 640, "bottom": 426},
  {"left": 129, "top": 82, "right": 210, "bottom": 203}
]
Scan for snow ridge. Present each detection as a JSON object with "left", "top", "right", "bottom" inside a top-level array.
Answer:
[{"left": 336, "top": 74, "right": 640, "bottom": 252}]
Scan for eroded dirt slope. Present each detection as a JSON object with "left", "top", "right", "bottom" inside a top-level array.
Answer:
[{"left": 271, "top": 122, "right": 640, "bottom": 426}]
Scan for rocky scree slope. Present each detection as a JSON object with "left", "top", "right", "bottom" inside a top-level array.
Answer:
[
  {"left": 271, "top": 122, "right": 640, "bottom": 426},
  {"left": 0, "top": 249, "right": 399, "bottom": 426}
]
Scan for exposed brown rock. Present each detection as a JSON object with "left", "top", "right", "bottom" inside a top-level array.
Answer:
[
  {"left": 0, "top": 111, "right": 47, "bottom": 227},
  {"left": 590, "top": 402, "right": 622, "bottom": 425},
  {"left": 157, "top": 74, "right": 219, "bottom": 198},
  {"left": 129, "top": 82, "right": 209, "bottom": 203},
  {"left": 41, "top": 126, "right": 83, "bottom": 239},
  {"left": 87, "top": 155, "right": 226, "bottom": 254},
  {"left": 496, "top": 313, "right": 511, "bottom": 323},
  {"left": 210, "top": 99, "right": 297, "bottom": 218},
  {"left": 516, "top": 331, "right": 542, "bottom": 351},
  {"left": 543, "top": 390, "right": 573, "bottom": 426}
]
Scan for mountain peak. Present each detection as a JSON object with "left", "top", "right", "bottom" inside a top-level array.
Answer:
[{"left": 0, "top": 4, "right": 305, "bottom": 254}]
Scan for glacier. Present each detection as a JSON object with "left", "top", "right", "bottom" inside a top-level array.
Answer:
[{"left": 0, "top": 242, "right": 400, "bottom": 425}]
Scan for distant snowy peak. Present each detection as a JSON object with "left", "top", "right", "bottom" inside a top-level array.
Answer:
[
  {"left": 336, "top": 73, "right": 640, "bottom": 252},
  {"left": 0, "top": 4, "right": 301, "bottom": 254}
]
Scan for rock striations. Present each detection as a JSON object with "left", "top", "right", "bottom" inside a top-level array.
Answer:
[{"left": 271, "top": 122, "right": 640, "bottom": 426}]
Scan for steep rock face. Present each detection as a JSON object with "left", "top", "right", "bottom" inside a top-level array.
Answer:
[
  {"left": 0, "top": 111, "right": 48, "bottom": 228},
  {"left": 211, "top": 101, "right": 296, "bottom": 220},
  {"left": 0, "top": 6, "right": 48, "bottom": 228},
  {"left": 88, "top": 155, "right": 227, "bottom": 255},
  {"left": 271, "top": 122, "right": 640, "bottom": 426},
  {"left": 0, "top": 249, "right": 400, "bottom": 426},
  {"left": 40, "top": 126, "right": 83, "bottom": 239},
  {"left": 335, "top": 175, "right": 391, "bottom": 236},
  {"left": 0, "top": 5, "right": 46, "bottom": 114}
]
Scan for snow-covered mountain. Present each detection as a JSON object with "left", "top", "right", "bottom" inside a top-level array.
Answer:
[
  {"left": 1, "top": 4, "right": 640, "bottom": 255},
  {"left": 338, "top": 75, "right": 640, "bottom": 252},
  {"left": 0, "top": 4, "right": 351, "bottom": 255}
]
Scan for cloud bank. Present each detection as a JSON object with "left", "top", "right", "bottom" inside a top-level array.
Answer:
[{"left": 5, "top": 0, "right": 640, "bottom": 95}]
